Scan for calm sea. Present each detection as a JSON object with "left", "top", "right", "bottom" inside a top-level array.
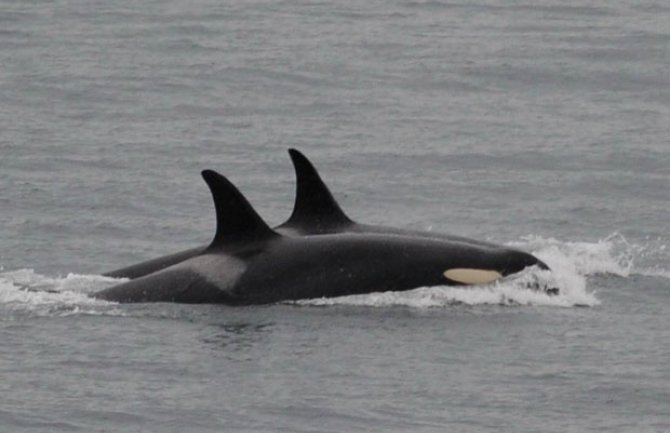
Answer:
[{"left": 1, "top": 0, "right": 668, "bottom": 432}]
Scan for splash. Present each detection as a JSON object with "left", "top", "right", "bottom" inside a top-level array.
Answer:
[
  {"left": 509, "top": 232, "right": 635, "bottom": 277},
  {"left": 626, "top": 236, "right": 669, "bottom": 279},
  {"left": 296, "top": 270, "right": 598, "bottom": 309},
  {"left": 0, "top": 269, "right": 124, "bottom": 318}
]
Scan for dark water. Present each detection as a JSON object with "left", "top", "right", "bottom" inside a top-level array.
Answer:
[{"left": 1, "top": 0, "right": 668, "bottom": 432}]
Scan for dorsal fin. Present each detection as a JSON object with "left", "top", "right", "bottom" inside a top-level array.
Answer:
[
  {"left": 201, "top": 170, "right": 279, "bottom": 248},
  {"left": 285, "top": 149, "right": 353, "bottom": 230}
]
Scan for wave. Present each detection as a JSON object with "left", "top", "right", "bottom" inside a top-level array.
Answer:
[
  {"left": 636, "top": 268, "right": 670, "bottom": 279},
  {"left": 509, "top": 232, "right": 635, "bottom": 277},
  {"left": 1, "top": 233, "right": 665, "bottom": 315},
  {"left": 0, "top": 270, "right": 125, "bottom": 318},
  {"left": 296, "top": 270, "right": 598, "bottom": 309}
]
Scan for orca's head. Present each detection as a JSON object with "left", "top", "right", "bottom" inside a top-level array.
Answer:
[
  {"left": 439, "top": 247, "right": 556, "bottom": 294},
  {"left": 502, "top": 249, "right": 550, "bottom": 275},
  {"left": 501, "top": 249, "right": 558, "bottom": 295}
]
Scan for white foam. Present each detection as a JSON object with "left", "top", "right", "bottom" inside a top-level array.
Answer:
[
  {"left": 297, "top": 269, "right": 599, "bottom": 309},
  {"left": 508, "top": 232, "right": 635, "bottom": 277},
  {"left": 0, "top": 269, "right": 124, "bottom": 317}
]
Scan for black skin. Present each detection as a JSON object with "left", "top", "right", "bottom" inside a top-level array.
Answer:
[
  {"left": 94, "top": 169, "right": 553, "bottom": 304},
  {"left": 103, "top": 246, "right": 207, "bottom": 279},
  {"left": 95, "top": 232, "right": 546, "bottom": 305},
  {"left": 103, "top": 149, "right": 547, "bottom": 279}
]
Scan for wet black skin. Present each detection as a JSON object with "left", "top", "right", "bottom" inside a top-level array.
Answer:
[
  {"left": 96, "top": 234, "right": 544, "bottom": 305},
  {"left": 103, "top": 247, "right": 207, "bottom": 279},
  {"left": 94, "top": 170, "right": 549, "bottom": 304},
  {"left": 103, "top": 149, "right": 545, "bottom": 279}
]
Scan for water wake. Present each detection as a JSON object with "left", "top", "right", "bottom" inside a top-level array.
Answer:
[{"left": 0, "top": 269, "right": 124, "bottom": 318}]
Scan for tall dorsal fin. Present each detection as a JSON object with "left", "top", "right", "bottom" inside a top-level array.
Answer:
[
  {"left": 285, "top": 149, "right": 353, "bottom": 229},
  {"left": 201, "top": 170, "right": 279, "bottom": 248}
]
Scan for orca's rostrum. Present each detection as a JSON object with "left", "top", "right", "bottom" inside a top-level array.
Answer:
[{"left": 95, "top": 169, "right": 550, "bottom": 304}]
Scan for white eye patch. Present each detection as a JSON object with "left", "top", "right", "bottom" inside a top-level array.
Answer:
[{"left": 443, "top": 268, "right": 502, "bottom": 285}]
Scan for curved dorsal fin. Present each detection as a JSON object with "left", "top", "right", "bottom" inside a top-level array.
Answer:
[
  {"left": 285, "top": 149, "right": 353, "bottom": 229},
  {"left": 201, "top": 170, "right": 278, "bottom": 248}
]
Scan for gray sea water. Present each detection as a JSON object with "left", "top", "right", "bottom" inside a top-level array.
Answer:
[{"left": 1, "top": 0, "right": 669, "bottom": 432}]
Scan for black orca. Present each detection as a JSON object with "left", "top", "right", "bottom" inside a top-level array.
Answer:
[
  {"left": 102, "top": 247, "right": 208, "bottom": 280},
  {"left": 278, "top": 149, "right": 504, "bottom": 250},
  {"left": 103, "top": 149, "right": 540, "bottom": 279},
  {"left": 94, "top": 170, "right": 549, "bottom": 304}
]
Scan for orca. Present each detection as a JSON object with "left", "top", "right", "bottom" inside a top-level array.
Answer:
[
  {"left": 94, "top": 170, "right": 549, "bottom": 304},
  {"left": 103, "top": 149, "right": 539, "bottom": 279},
  {"left": 102, "top": 247, "right": 208, "bottom": 280},
  {"left": 277, "top": 149, "right": 504, "bottom": 249}
]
